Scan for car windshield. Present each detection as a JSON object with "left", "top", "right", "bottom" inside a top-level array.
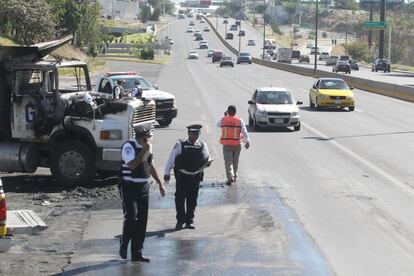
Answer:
[
  {"left": 112, "top": 77, "right": 154, "bottom": 90},
  {"left": 319, "top": 80, "right": 349, "bottom": 90},
  {"left": 240, "top": 53, "right": 250, "bottom": 57},
  {"left": 222, "top": 57, "right": 232, "bottom": 61},
  {"left": 257, "top": 91, "right": 293, "bottom": 104}
]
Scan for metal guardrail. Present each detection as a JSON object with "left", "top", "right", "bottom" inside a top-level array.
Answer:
[{"left": 204, "top": 15, "right": 414, "bottom": 103}]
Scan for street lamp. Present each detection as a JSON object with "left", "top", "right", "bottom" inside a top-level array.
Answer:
[
  {"left": 314, "top": 0, "right": 319, "bottom": 73},
  {"left": 238, "top": 21, "right": 242, "bottom": 53},
  {"left": 262, "top": 0, "right": 266, "bottom": 60},
  {"left": 225, "top": 20, "right": 228, "bottom": 38}
]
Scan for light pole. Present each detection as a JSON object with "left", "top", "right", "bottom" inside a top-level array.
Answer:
[
  {"left": 216, "top": 14, "right": 218, "bottom": 30},
  {"left": 262, "top": 0, "right": 266, "bottom": 59},
  {"left": 238, "top": 21, "right": 242, "bottom": 53},
  {"left": 225, "top": 21, "right": 228, "bottom": 38},
  {"left": 314, "top": 0, "right": 318, "bottom": 73}
]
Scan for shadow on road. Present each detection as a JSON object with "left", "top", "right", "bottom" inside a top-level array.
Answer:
[
  {"left": 299, "top": 106, "right": 350, "bottom": 112},
  {"left": 62, "top": 260, "right": 126, "bottom": 276},
  {"left": 246, "top": 125, "right": 295, "bottom": 133}
]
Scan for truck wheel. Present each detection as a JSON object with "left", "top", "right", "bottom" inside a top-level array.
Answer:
[
  {"left": 294, "top": 122, "right": 301, "bottom": 131},
  {"left": 309, "top": 95, "right": 315, "bottom": 108},
  {"left": 158, "top": 119, "right": 172, "bottom": 126},
  {"left": 50, "top": 140, "right": 96, "bottom": 186}
]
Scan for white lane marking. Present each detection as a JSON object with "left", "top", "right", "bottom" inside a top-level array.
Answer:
[
  {"left": 355, "top": 108, "right": 363, "bottom": 113},
  {"left": 302, "top": 121, "right": 414, "bottom": 197}
]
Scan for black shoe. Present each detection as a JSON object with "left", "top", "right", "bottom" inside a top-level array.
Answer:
[
  {"left": 186, "top": 223, "right": 196, "bottom": 229},
  {"left": 131, "top": 252, "right": 150, "bottom": 262},
  {"left": 119, "top": 247, "right": 127, "bottom": 259},
  {"left": 225, "top": 180, "right": 232, "bottom": 186},
  {"left": 175, "top": 222, "right": 183, "bottom": 230}
]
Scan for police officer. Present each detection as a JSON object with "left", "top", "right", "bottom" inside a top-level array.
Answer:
[
  {"left": 131, "top": 80, "right": 143, "bottom": 98},
  {"left": 164, "top": 124, "right": 210, "bottom": 230},
  {"left": 217, "top": 105, "right": 250, "bottom": 185},
  {"left": 119, "top": 123, "right": 165, "bottom": 262},
  {"left": 113, "top": 79, "right": 126, "bottom": 99}
]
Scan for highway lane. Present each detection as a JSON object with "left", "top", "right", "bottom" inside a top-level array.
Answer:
[
  {"left": 208, "top": 16, "right": 414, "bottom": 87},
  {"left": 162, "top": 17, "right": 414, "bottom": 276}
]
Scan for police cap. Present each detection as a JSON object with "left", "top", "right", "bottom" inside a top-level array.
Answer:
[
  {"left": 186, "top": 124, "right": 202, "bottom": 134},
  {"left": 134, "top": 123, "right": 153, "bottom": 138}
]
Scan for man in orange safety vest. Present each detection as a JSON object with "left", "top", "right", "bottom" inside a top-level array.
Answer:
[{"left": 217, "top": 105, "right": 250, "bottom": 185}]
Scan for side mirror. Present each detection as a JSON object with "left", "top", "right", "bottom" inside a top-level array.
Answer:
[
  {"left": 248, "top": 100, "right": 255, "bottom": 105},
  {"left": 296, "top": 101, "right": 303, "bottom": 105},
  {"left": 349, "top": 86, "right": 354, "bottom": 90},
  {"left": 153, "top": 84, "right": 159, "bottom": 90},
  {"left": 312, "top": 85, "right": 317, "bottom": 89}
]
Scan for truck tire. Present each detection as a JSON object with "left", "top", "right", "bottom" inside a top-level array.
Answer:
[
  {"left": 50, "top": 140, "right": 96, "bottom": 186},
  {"left": 158, "top": 119, "right": 172, "bottom": 126}
]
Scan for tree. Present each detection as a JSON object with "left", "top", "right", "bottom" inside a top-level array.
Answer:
[
  {"left": 0, "top": 0, "right": 55, "bottom": 45},
  {"left": 139, "top": 5, "right": 151, "bottom": 24},
  {"left": 344, "top": 41, "right": 370, "bottom": 61},
  {"left": 335, "top": 0, "right": 358, "bottom": 10},
  {"left": 271, "top": 21, "right": 282, "bottom": 36}
]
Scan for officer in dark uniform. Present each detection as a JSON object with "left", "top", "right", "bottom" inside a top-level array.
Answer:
[
  {"left": 119, "top": 124, "right": 165, "bottom": 262},
  {"left": 164, "top": 124, "right": 210, "bottom": 230}
]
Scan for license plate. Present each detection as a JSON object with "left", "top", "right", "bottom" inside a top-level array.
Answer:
[
  {"left": 273, "top": 119, "right": 284, "bottom": 124},
  {"left": 335, "top": 100, "right": 342, "bottom": 104}
]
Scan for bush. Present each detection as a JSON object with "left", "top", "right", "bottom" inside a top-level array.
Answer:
[
  {"left": 140, "top": 48, "right": 154, "bottom": 60},
  {"left": 344, "top": 41, "right": 370, "bottom": 62},
  {"left": 322, "top": 32, "right": 328, "bottom": 38}
]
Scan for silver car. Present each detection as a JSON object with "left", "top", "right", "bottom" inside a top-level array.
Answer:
[{"left": 248, "top": 87, "right": 302, "bottom": 131}]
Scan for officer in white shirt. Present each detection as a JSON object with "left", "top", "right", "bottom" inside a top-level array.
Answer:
[
  {"left": 119, "top": 124, "right": 165, "bottom": 262},
  {"left": 131, "top": 80, "right": 143, "bottom": 98},
  {"left": 164, "top": 124, "right": 210, "bottom": 230},
  {"left": 113, "top": 79, "right": 126, "bottom": 100}
]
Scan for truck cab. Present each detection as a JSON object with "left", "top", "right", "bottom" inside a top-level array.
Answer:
[{"left": 0, "top": 36, "right": 155, "bottom": 186}]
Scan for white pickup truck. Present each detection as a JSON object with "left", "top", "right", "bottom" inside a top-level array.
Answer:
[{"left": 96, "top": 72, "right": 178, "bottom": 126}]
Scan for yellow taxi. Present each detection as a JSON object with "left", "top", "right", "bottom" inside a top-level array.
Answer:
[{"left": 309, "top": 78, "right": 355, "bottom": 111}]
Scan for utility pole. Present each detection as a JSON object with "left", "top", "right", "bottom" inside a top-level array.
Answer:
[
  {"left": 368, "top": 2, "right": 373, "bottom": 49},
  {"left": 388, "top": 23, "right": 392, "bottom": 62},
  {"left": 216, "top": 14, "right": 218, "bottom": 30},
  {"left": 379, "top": 0, "right": 386, "bottom": 59},
  {"left": 262, "top": 0, "right": 266, "bottom": 59},
  {"left": 345, "top": 9, "right": 348, "bottom": 47},
  {"left": 314, "top": 0, "right": 318, "bottom": 73},
  {"left": 239, "top": 21, "right": 242, "bottom": 53}
]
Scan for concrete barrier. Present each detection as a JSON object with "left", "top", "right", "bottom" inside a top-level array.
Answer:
[{"left": 204, "top": 16, "right": 414, "bottom": 103}]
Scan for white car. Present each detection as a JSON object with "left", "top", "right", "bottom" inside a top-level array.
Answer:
[
  {"left": 319, "top": 52, "right": 330, "bottom": 61},
  {"left": 247, "top": 39, "right": 255, "bottom": 46},
  {"left": 207, "top": 49, "right": 214, "bottom": 57},
  {"left": 168, "top": 38, "right": 174, "bottom": 45},
  {"left": 248, "top": 87, "right": 302, "bottom": 131},
  {"left": 186, "top": 27, "right": 194, "bottom": 33},
  {"left": 203, "top": 26, "right": 210, "bottom": 32},
  {"left": 199, "top": 41, "right": 208, "bottom": 49},
  {"left": 188, "top": 50, "right": 199, "bottom": 59},
  {"left": 194, "top": 30, "right": 201, "bottom": 36},
  {"left": 260, "top": 53, "right": 272, "bottom": 61}
]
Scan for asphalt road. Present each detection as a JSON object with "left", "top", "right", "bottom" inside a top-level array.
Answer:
[
  {"left": 211, "top": 17, "right": 414, "bottom": 87},
  {"left": 65, "top": 17, "right": 414, "bottom": 275}
]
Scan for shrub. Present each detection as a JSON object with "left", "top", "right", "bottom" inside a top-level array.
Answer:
[{"left": 344, "top": 41, "right": 370, "bottom": 62}]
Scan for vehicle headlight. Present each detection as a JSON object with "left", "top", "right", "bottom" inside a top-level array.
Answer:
[
  {"left": 346, "top": 94, "right": 354, "bottom": 99},
  {"left": 291, "top": 111, "right": 299, "bottom": 116},
  {"left": 256, "top": 109, "right": 267, "bottom": 117},
  {"left": 100, "top": 129, "right": 123, "bottom": 140}
]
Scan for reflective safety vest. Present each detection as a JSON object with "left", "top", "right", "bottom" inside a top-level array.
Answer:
[{"left": 220, "top": 116, "right": 241, "bottom": 146}]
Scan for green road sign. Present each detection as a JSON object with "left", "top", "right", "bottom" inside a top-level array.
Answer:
[{"left": 363, "top": 21, "right": 387, "bottom": 29}]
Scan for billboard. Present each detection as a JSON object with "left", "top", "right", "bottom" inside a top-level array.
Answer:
[{"left": 359, "top": 0, "right": 404, "bottom": 5}]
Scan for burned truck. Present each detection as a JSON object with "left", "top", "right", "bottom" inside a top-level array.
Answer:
[{"left": 0, "top": 36, "right": 155, "bottom": 186}]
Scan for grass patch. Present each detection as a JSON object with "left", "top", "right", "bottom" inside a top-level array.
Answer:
[
  {"left": 125, "top": 33, "right": 155, "bottom": 44},
  {"left": 100, "top": 18, "right": 132, "bottom": 28},
  {"left": 97, "top": 54, "right": 170, "bottom": 65},
  {"left": 252, "top": 25, "right": 293, "bottom": 48},
  {"left": 0, "top": 37, "right": 17, "bottom": 46}
]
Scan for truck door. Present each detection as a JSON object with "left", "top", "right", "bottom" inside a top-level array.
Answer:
[
  {"left": 12, "top": 69, "right": 55, "bottom": 139},
  {"left": 97, "top": 77, "right": 114, "bottom": 96}
]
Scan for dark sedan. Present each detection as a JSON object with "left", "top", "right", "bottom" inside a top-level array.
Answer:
[
  {"left": 333, "top": 61, "right": 351, "bottom": 74},
  {"left": 237, "top": 53, "right": 252, "bottom": 64},
  {"left": 372, "top": 59, "right": 391, "bottom": 73},
  {"left": 349, "top": 60, "right": 359, "bottom": 71}
]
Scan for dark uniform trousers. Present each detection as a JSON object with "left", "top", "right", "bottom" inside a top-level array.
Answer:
[
  {"left": 119, "top": 181, "right": 149, "bottom": 258},
  {"left": 175, "top": 172, "right": 202, "bottom": 224}
]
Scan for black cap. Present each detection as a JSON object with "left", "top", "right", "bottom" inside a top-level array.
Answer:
[
  {"left": 227, "top": 105, "right": 236, "bottom": 113},
  {"left": 134, "top": 123, "right": 153, "bottom": 138},
  {"left": 187, "top": 124, "right": 202, "bottom": 134}
]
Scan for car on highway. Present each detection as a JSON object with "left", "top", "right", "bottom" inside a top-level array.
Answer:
[
  {"left": 326, "top": 55, "right": 339, "bottom": 66},
  {"left": 203, "top": 26, "right": 210, "bottom": 32},
  {"left": 372, "top": 59, "right": 391, "bottom": 73},
  {"left": 200, "top": 19, "right": 205, "bottom": 23},
  {"left": 349, "top": 59, "right": 359, "bottom": 71},
  {"left": 306, "top": 43, "right": 313, "bottom": 49},
  {"left": 299, "top": 55, "right": 310, "bottom": 63},
  {"left": 247, "top": 39, "right": 256, "bottom": 46},
  {"left": 264, "top": 39, "right": 276, "bottom": 50},
  {"left": 339, "top": 55, "right": 350, "bottom": 61},
  {"left": 223, "top": 19, "right": 228, "bottom": 24},
  {"left": 220, "top": 56, "right": 234, "bottom": 67},
  {"left": 189, "top": 21, "right": 195, "bottom": 26},
  {"left": 212, "top": 50, "right": 223, "bottom": 63},
  {"left": 248, "top": 87, "right": 302, "bottom": 131},
  {"left": 333, "top": 60, "right": 351, "bottom": 74},
  {"left": 260, "top": 53, "right": 272, "bottom": 61},
  {"left": 230, "top": 24, "right": 238, "bottom": 31},
  {"left": 199, "top": 41, "right": 208, "bottom": 49},
  {"left": 266, "top": 49, "right": 276, "bottom": 57},
  {"left": 188, "top": 50, "right": 199, "bottom": 59},
  {"left": 309, "top": 78, "right": 355, "bottom": 111},
  {"left": 168, "top": 38, "right": 174, "bottom": 45},
  {"left": 196, "top": 14, "right": 202, "bottom": 20},
  {"left": 186, "top": 27, "right": 194, "bottom": 33},
  {"left": 194, "top": 30, "right": 201, "bottom": 36},
  {"left": 237, "top": 52, "right": 252, "bottom": 64},
  {"left": 291, "top": 50, "right": 300, "bottom": 59},
  {"left": 226, "top": 33, "right": 233, "bottom": 40},
  {"left": 195, "top": 34, "right": 203, "bottom": 41},
  {"left": 207, "top": 49, "right": 214, "bottom": 57},
  {"left": 178, "top": 14, "right": 185, "bottom": 19},
  {"left": 319, "top": 52, "right": 330, "bottom": 61},
  {"left": 239, "top": 30, "right": 246, "bottom": 36},
  {"left": 310, "top": 46, "right": 320, "bottom": 55}
]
